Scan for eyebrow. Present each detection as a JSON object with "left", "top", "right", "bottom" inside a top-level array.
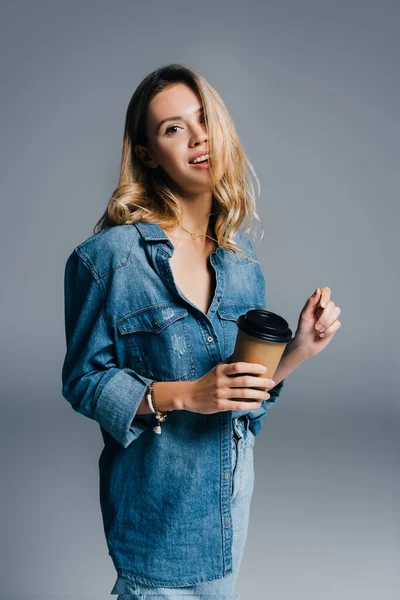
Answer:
[{"left": 156, "top": 106, "right": 204, "bottom": 134}]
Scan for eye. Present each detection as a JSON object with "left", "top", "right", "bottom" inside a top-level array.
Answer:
[
  {"left": 165, "top": 125, "right": 181, "bottom": 135},
  {"left": 164, "top": 114, "right": 206, "bottom": 136}
]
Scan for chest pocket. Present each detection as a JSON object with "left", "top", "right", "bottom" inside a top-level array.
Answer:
[
  {"left": 217, "top": 303, "right": 262, "bottom": 358},
  {"left": 116, "top": 302, "right": 196, "bottom": 381}
]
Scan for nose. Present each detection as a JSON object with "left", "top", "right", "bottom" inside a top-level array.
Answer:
[{"left": 190, "top": 124, "right": 208, "bottom": 147}]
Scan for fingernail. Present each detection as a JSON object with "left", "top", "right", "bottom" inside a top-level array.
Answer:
[
  {"left": 258, "top": 366, "right": 267, "bottom": 372},
  {"left": 315, "top": 323, "right": 323, "bottom": 330},
  {"left": 320, "top": 301, "right": 326, "bottom": 308},
  {"left": 270, "top": 380, "right": 276, "bottom": 387}
]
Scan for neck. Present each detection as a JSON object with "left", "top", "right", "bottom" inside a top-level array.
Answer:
[{"left": 163, "top": 193, "right": 216, "bottom": 245}]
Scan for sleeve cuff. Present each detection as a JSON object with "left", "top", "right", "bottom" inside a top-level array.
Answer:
[
  {"left": 248, "top": 378, "right": 286, "bottom": 437},
  {"left": 94, "top": 367, "right": 154, "bottom": 449},
  {"left": 266, "top": 378, "right": 285, "bottom": 405}
]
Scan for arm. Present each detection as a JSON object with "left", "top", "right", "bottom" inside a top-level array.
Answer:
[
  {"left": 239, "top": 233, "right": 308, "bottom": 434},
  {"left": 62, "top": 250, "right": 157, "bottom": 449},
  {"left": 271, "top": 340, "right": 310, "bottom": 387},
  {"left": 135, "top": 381, "right": 190, "bottom": 414}
]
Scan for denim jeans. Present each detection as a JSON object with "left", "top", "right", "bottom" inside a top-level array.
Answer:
[{"left": 111, "top": 415, "right": 256, "bottom": 599}]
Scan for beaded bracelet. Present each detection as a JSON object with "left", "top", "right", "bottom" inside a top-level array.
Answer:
[{"left": 146, "top": 382, "right": 169, "bottom": 434}]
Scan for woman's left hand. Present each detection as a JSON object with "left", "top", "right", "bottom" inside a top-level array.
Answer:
[{"left": 292, "top": 287, "right": 342, "bottom": 357}]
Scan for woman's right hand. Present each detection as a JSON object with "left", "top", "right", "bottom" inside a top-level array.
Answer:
[{"left": 183, "top": 356, "right": 276, "bottom": 414}]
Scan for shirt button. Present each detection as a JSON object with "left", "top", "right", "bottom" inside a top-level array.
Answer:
[
  {"left": 207, "top": 335, "right": 213, "bottom": 342},
  {"left": 225, "top": 516, "right": 230, "bottom": 527},
  {"left": 225, "top": 471, "right": 229, "bottom": 481}
]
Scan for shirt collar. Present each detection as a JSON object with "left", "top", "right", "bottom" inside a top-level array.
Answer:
[
  {"left": 133, "top": 219, "right": 223, "bottom": 257},
  {"left": 133, "top": 221, "right": 172, "bottom": 244}
]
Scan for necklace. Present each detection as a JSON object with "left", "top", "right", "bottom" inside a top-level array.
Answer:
[
  {"left": 175, "top": 226, "right": 218, "bottom": 250},
  {"left": 180, "top": 225, "right": 203, "bottom": 240},
  {"left": 166, "top": 217, "right": 219, "bottom": 250}
]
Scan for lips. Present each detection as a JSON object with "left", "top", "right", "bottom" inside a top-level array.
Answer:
[
  {"left": 188, "top": 159, "right": 210, "bottom": 169},
  {"left": 188, "top": 150, "right": 209, "bottom": 164}
]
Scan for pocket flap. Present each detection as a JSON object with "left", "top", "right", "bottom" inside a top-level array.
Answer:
[
  {"left": 117, "top": 303, "right": 189, "bottom": 335},
  {"left": 217, "top": 304, "right": 262, "bottom": 321}
]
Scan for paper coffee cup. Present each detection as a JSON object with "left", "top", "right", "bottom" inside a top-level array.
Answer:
[{"left": 231, "top": 309, "right": 293, "bottom": 380}]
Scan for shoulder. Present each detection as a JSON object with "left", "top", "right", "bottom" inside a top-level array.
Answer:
[
  {"left": 237, "top": 231, "right": 257, "bottom": 256},
  {"left": 229, "top": 229, "right": 260, "bottom": 263},
  {"left": 71, "top": 224, "right": 140, "bottom": 280}
]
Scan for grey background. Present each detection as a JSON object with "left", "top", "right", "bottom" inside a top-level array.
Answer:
[{"left": 1, "top": 0, "right": 398, "bottom": 598}]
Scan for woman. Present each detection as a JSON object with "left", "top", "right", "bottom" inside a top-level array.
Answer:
[{"left": 62, "top": 64, "right": 341, "bottom": 598}]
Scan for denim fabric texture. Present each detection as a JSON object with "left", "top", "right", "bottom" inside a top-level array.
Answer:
[
  {"left": 61, "top": 219, "right": 285, "bottom": 587},
  {"left": 111, "top": 414, "right": 255, "bottom": 599}
]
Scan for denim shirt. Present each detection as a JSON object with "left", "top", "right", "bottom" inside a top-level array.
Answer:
[{"left": 61, "top": 220, "right": 285, "bottom": 587}]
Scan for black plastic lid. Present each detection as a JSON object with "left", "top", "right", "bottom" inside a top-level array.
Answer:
[{"left": 236, "top": 309, "right": 293, "bottom": 343}]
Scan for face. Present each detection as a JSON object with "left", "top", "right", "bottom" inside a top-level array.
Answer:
[{"left": 135, "top": 83, "right": 217, "bottom": 195}]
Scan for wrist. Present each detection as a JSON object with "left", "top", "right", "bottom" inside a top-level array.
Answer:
[
  {"left": 170, "top": 380, "right": 196, "bottom": 411},
  {"left": 272, "top": 339, "right": 310, "bottom": 385},
  {"left": 153, "top": 380, "right": 195, "bottom": 412},
  {"left": 288, "top": 338, "right": 314, "bottom": 359}
]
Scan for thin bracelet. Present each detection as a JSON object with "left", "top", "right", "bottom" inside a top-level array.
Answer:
[{"left": 146, "top": 382, "right": 169, "bottom": 435}]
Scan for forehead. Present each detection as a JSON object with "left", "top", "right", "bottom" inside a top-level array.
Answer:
[{"left": 147, "top": 83, "right": 201, "bottom": 128}]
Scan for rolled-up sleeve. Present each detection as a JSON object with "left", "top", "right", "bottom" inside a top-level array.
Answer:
[
  {"left": 247, "top": 379, "right": 286, "bottom": 436},
  {"left": 61, "top": 250, "right": 154, "bottom": 449}
]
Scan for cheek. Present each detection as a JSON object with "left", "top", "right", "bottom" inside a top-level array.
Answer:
[{"left": 160, "top": 145, "right": 185, "bottom": 169}]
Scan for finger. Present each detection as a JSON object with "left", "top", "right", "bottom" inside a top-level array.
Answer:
[
  {"left": 225, "top": 387, "right": 271, "bottom": 401},
  {"left": 318, "top": 319, "right": 341, "bottom": 338},
  {"left": 316, "top": 306, "right": 341, "bottom": 334},
  {"left": 226, "top": 374, "right": 276, "bottom": 389},
  {"left": 319, "top": 286, "right": 331, "bottom": 309},
  {"left": 309, "top": 287, "right": 322, "bottom": 306},
  {"left": 225, "top": 362, "right": 268, "bottom": 376},
  {"left": 315, "top": 301, "right": 336, "bottom": 331},
  {"left": 221, "top": 400, "right": 265, "bottom": 412},
  {"left": 304, "top": 286, "right": 324, "bottom": 317}
]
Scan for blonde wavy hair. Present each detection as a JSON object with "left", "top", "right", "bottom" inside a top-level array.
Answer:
[{"left": 93, "top": 63, "right": 264, "bottom": 261}]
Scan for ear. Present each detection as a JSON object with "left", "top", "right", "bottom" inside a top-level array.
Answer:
[{"left": 134, "top": 144, "right": 158, "bottom": 168}]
